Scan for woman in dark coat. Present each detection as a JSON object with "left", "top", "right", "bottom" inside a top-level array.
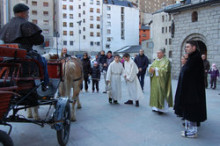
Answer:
[
  {"left": 81, "top": 52, "right": 92, "bottom": 92},
  {"left": 174, "top": 40, "right": 207, "bottom": 138}
]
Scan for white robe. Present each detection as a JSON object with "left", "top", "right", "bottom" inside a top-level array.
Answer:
[
  {"left": 106, "top": 61, "right": 124, "bottom": 101},
  {"left": 124, "top": 59, "right": 144, "bottom": 101}
]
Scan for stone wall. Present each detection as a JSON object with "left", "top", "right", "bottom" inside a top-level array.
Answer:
[{"left": 171, "top": 4, "right": 220, "bottom": 79}]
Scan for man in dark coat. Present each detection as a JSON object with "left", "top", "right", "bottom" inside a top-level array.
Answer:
[
  {"left": 98, "top": 50, "right": 108, "bottom": 93},
  {"left": 0, "top": 3, "right": 49, "bottom": 88},
  {"left": 134, "top": 49, "right": 149, "bottom": 90},
  {"left": 82, "top": 52, "right": 92, "bottom": 92},
  {"left": 174, "top": 40, "right": 207, "bottom": 138},
  {"left": 201, "top": 54, "right": 210, "bottom": 88}
]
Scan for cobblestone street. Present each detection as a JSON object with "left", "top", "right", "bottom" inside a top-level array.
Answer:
[{"left": 1, "top": 75, "right": 220, "bottom": 146}]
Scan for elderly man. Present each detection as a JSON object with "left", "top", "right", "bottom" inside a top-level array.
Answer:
[
  {"left": 0, "top": 3, "right": 49, "bottom": 89},
  {"left": 134, "top": 49, "right": 149, "bottom": 90},
  {"left": 61, "top": 47, "right": 71, "bottom": 58},
  {"left": 123, "top": 53, "right": 144, "bottom": 107},
  {"left": 201, "top": 54, "right": 210, "bottom": 88},
  {"left": 174, "top": 40, "right": 207, "bottom": 138},
  {"left": 149, "top": 49, "right": 173, "bottom": 114}
]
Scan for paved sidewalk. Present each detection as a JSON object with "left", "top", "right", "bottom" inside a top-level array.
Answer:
[{"left": 1, "top": 76, "right": 220, "bottom": 146}]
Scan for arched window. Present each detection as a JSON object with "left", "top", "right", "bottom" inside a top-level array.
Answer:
[{"left": 192, "top": 11, "right": 198, "bottom": 22}]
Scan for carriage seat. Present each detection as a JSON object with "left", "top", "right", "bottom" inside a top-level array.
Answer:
[{"left": 0, "top": 44, "right": 27, "bottom": 58}]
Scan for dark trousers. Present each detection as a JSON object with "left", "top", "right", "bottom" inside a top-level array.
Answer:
[
  {"left": 83, "top": 76, "right": 89, "bottom": 90},
  {"left": 204, "top": 73, "right": 208, "bottom": 88},
  {"left": 92, "top": 80, "right": 99, "bottom": 91},
  {"left": 137, "top": 74, "right": 145, "bottom": 90},
  {"left": 210, "top": 77, "right": 217, "bottom": 89}
]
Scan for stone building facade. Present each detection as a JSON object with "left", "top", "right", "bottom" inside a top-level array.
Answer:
[{"left": 165, "top": 0, "right": 220, "bottom": 79}]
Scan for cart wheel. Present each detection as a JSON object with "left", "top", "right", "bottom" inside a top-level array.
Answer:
[
  {"left": 56, "top": 102, "right": 71, "bottom": 146},
  {"left": 0, "top": 130, "right": 13, "bottom": 146}
]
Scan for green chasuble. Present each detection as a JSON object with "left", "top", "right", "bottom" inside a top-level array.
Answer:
[{"left": 149, "top": 57, "right": 173, "bottom": 109}]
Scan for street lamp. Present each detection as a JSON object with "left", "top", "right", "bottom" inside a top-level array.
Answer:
[
  {"left": 56, "top": 32, "right": 60, "bottom": 57},
  {"left": 77, "top": 20, "right": 82, "bottom": 52}
]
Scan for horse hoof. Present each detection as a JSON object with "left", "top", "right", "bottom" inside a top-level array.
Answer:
[
  {"left": 77, "top": 106, "right": 82, "bottom": 109},
  {"left": 71, "top": 118, "right": 76, "bottom": 122}
]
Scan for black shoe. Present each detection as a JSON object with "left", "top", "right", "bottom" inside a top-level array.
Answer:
[
  {"left": 124, "top": 100, "right": 133, "bottom": 105},
  {"left": 158, "top": 111, "right": 164, "bottom": 115},
  {"left": 135, "top": 100, "right": 139, "bottom": 107},
  {"left": 152, "top": 110, "right": 157, "bottom": 112},
  {"left": 113, "top": 100, "right": 118, "bottom": 104},
  {"left": 103, "top": 91, "right": 107, "bottom": 94},
  {"left": 109, "top": 98, "right": 112, "bottom": 104}
]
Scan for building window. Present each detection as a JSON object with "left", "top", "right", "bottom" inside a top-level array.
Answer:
[
  {"left": 43, "top": 20, "right": 49, "bottom": 25},
  {"left": 70, "top": 23, "right": 73, "bottom": 27},
  {"left": 83, "top": 27, "right": 86, "bottom": 31},
  {"left": 83, "top": 35, "right": 86, "bottom": 39},
  {"left": 63, "top": 22, "right": 67, "bottom": 27},
  {"left": 107, "top": 29, "right": 111, "bottom": 34},
  {"left": 83, "top": 19, "right": 86, "bottom": 23},
  {"left": 165, "top": 39, "right": 167, "bottom": 45},
  {"left": 63, "top": 5, "right": 67, "bottom": 10},
  {"left": 97, "top": 32, "right": 100, "bottom": 37},
  {"left": 32, "top": 10, "right": 37, "bottom": 15},
  {"left": 69, "top": 14, "right": 73, "bottom": 19},
  {"left": 63, "top": 13, "right": 67, "bottom": 18},
  {"left": 90, "top": 41, "right": 94, "bottom": 46},
  {"left": 97, "top": 9, "right": 100, "bottom": 13},
  {"left": 90, "top": 32, "right": 94, "bottom": 36},
  {"left": 32, "top": 19, "right": 37, "bottom": 24},
  {"left": 121, "top": 7, "right": 124, "bottom": 15},
  {"left": 90, "top": 0, "right": 94, "bottom": 4},
  {"left": 106, "top": 44, "right": 110, "bottom": 49},
  {"left": 90, "top": 24, "right": 94, "bottom": 28},
  {"left": 169, "top": 14, "right": 171, "bottom": 21},
  {"left": 70, "top": 5, "right": 73, "bottom": 10},
  {"left": 169, "top": 38, "right": 172, "bottom": 45},
  {"left": 63, "top": 31, "right": 67, "bottom": 35},
  {"left": 79, "top": 13, "right": 81, "bottom": 17},
  {"left": 63, "top": 41, "right": 67, "bottom": 45},
  {"left": 43, "top": 29, "right": 49, "bottom": 34},
  {"left": 83, "top": 2, "right": 85, "bottom": 6},
  {"left": 90, "top": 8, "right": 94, "bottom": 12},
  {"left": 43, "top": 2, "right": 48, "bottom": 7},
  {"left": 70, "top": 0, "right": 73, "bottom": 2},
  {"left": 107, "top": 22, "right": 111, "bottom": 26},
  {"left": 79, "top": 5, "right": 81, "bottom": 9},
  {"left": 43, "top": 11, "right": 49, "bottom": 16},
  {"left": 90, "top": 16, "right": 94, "bottom": 20},
  {"left": 97, "top": 42, "right": 100, "bottom": 46},
  {"left": 97, "top": 24, "right": 100, "bottom": 29},
  {"left": 107, "top": 37, "right": 111, "bottom": 42},
  {"left": 32, "top": 1, "right": 37, "bottom": 6},
  {"left": 107, "top": 14, "right": 111, "bottom": 19},
  {"left": 70, "top": 31, "right": 74, "bottom": 36},
  {"left": 97, "top": 16, "right": 100, "bottom": 21},
  {"left": 169, "top": 51, "right": 172, "bottom": 58},
  {"left": 169, "top": 26, "right": 171, "bottom": 32},
  {"left": 165, "top": 27, "right": 167, "bottom": 33},
  {"left": 162, "top": 27, "right": 164, "bottom": 33},
  {"left": 162, "top": 15, "right": 164, "bottom": 22},
  {"left": 70, "top": 41, "right": 74, "bottom": 46},
  {"left": 97, "top": 1, "right": 100, "bottom": 5},
  {"left": 107, "top": 6, "right": 111, "bottom": 11},
  {"left": 83, "top": 11, "right": 86, "bottom": 15},
  {"left": 192, "top": 11, "right": 198, "bottom": 22}
]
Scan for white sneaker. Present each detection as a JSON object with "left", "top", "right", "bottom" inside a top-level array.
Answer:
[{"left": 181, "top": 130, "right": 197, "bottom": 138}]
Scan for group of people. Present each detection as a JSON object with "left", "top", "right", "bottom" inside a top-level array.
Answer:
[{"left": 1, "top": 3, "right": 219, "bottom": 140}]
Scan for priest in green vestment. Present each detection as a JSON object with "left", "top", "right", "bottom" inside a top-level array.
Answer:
[{"left": 149, "top": 49, "right": 173, "bottom": 114}]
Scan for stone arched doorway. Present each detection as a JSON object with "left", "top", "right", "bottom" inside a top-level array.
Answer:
[{"left": 181, "top": 33, "right": 207, "bottom": 58}]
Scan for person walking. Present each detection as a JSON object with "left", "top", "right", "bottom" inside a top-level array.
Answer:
[
  {"left": 91, "top": 62, "right": 101, "bottom": 92},
  {"left": 106, "top": 54, "right": 124, "bottom": 104},
  {"left": 208, "top": 63, "right": 219, "bottom": 89},
  {"left": 82, "top": 52, "right": 92, "bottom": 92},
  {"left": 174, "top": 40, "right": 207, "bottom": 138},
  {"left": 202, "top": 54, "right": 210, "bottom": 88},
  {"left": 134, "top": 49, "right": 149, "bottom": 90},
  {"left": 123, "top": 53, "right": 144, "bottom": 107},
  {"left": 61, "top": 47, "right": 71, "bottom": 58},
  {"left": 98, "top": 50, "right": 108, "bottom": 93},
  {"left": 148, "top": 49, "right": 173, "bottom": 114}
]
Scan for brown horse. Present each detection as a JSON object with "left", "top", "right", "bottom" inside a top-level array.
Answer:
[{"left": 28, "top": 54, "right": 83, "bottom": 121}]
